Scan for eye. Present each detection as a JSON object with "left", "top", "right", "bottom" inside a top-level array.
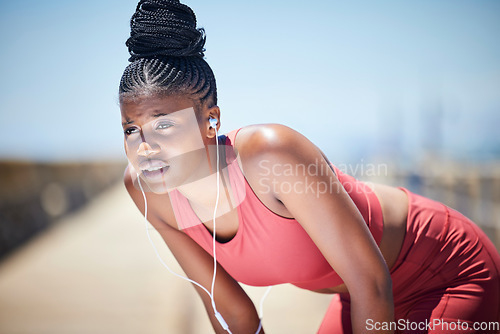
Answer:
[
  {"left": 155, "top": 122, "right": 173, "bottom": 130},
  {"left": 124, "top": 127, "right": 139, "bottom": 136}
]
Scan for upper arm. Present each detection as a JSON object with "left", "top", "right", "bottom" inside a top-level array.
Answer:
[{"left": 236, "top": 124, "right": 391, "bottom": 295}]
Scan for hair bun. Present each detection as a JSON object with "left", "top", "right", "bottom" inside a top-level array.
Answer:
[{"left": 126, "top": 0, "right": 206, "bottom": 61}]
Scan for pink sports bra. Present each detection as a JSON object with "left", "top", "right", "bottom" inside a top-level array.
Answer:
[{"left": 169, "top": 127, "right": 384, "bottom": 290}]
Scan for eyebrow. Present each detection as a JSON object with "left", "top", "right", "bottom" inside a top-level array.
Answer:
[
  {"left": 153, "top": 113, "right": 170, "bottom": 118},
  {"left": 121, "top": 112, "right": 174, "bottom": 127}
]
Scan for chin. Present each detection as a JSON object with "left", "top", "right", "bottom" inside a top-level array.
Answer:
[
  {"left": 150, "top": 186, "right": 171, "bottom": 194},
  {"left": 146, "top": 182, "right": 174, "bottom": 194}
]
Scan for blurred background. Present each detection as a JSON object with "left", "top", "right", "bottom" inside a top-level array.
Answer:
[{"left": 0, "top": 0, "right": 499, "bottom": 333}]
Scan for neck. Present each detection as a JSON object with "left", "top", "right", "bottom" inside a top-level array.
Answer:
[{"left": 176, "top": 136, "right": 234, "bottom": 221}]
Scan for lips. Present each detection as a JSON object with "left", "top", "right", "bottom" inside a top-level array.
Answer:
[
  {"left": 139, "top": 160, "right": 170, "bottom": 179},
  {"left": 143, "top": 165, "right": 165, "bottom": 172}
]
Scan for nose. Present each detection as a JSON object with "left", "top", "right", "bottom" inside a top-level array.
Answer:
[{"left": 137, "top": 141, "right": 160, "bottom": 157}]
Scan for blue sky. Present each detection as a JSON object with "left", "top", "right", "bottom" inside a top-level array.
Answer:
[{"left": 0, "top": 0, "right": 499, "bottom": 162}]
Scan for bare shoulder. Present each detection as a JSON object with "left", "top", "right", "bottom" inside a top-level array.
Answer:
[
  {"left": 230, "top": 124, "right": 321, "bottom": 217},
  {"left": 233, "top": 123, "right": 313, "bottom": 161}
]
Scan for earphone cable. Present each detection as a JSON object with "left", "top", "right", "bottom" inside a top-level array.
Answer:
[
  {"left": 209, "top": 127, "right": 232, "bottom": 333},
  {"left": 137, "top": 174, "right": 213, "bottom": 298},
  {"left": 210, "top": 128, "right": 220, "bottom": 308},
  {"left": 136, "top": 125, "right": 272, "bottom": 334}
]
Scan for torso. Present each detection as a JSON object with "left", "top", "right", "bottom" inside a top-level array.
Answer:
[
  {"left": 152, "top": 126, "right": 409, "bottom": 294},
  {"left": 232, "top": 125, "right": 408, "bottom": 277},
  {"left": 192, "top": 183, "right": 408, "bottom": 295}
]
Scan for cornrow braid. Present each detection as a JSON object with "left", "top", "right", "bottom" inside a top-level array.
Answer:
[{"left": 119, "top": 0, "right": 217, "bottom": 109}]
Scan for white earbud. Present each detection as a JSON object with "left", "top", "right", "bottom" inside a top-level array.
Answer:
[{"left": 209, "top": 117, "right": 218, "bottom": 129}]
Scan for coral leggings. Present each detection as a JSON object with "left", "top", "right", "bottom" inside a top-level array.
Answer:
[{"left": 318, "top": 188, "right": 500, "bottom": 334}]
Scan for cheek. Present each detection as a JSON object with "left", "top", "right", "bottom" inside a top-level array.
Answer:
[
  {"left": 159, "top": 133, "right": 205, "bottom": 156},
  {"left": 123, "top": 138, "right": 139, "bottom": 162},
  {"left": 124, "top": 139, "right": 129, "bottom": 154},
  {"left": 156, "top": 137, "right": 184, "bottom": 156},
  {"left": 124, "top": 140, "right": 133, "bottom": 161}
]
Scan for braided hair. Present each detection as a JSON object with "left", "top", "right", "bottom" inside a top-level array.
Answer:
[{"left": 119, "top": 0, "right": 217, "bottom": 110}]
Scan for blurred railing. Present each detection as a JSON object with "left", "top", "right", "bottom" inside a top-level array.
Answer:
[
  {"left": 2, "top": 158, "right": 498, "bottom": 261},
  {"left": 0, "top": 161, "right": 126, "bottom": 260},
  {"left": 362, "top": 158, "right": 500, "bottom": 250}
]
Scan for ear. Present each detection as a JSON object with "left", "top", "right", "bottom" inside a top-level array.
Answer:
[{"left": 206, "top": 105, "right": 221, "bottom": 139}]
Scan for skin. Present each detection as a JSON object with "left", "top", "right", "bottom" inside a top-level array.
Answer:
[{"left": 121, "top": 94, "right": 408, "bottom": 334}]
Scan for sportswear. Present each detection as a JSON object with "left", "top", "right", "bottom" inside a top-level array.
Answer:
[{"left": 169, "top": 127, "right": 384, "bottom": 290}]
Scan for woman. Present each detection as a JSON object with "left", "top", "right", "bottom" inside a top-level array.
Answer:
[{"left": 119, "top": 1, "right": 500, "bottom": 333}]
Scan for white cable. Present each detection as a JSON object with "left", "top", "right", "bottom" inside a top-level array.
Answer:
[
  {"left": 137, "top": 128, "right": 269, "bottom": 334},
  {"left": 211, "top": 127, "right": 220, "bottom": 308},
  {"left": 137, "top": 174, "right": 212, "bottom": 298},
  {"left": 255, "top": 286, "right": 273, "bottom": 334},
  {"left": 209, "top": 127, "right": 232, "bottom": 333},
  {"left": 135, "top": 131, "right": 232, "bottom": 333},
  {"left": 259, "top": 286, "right": 273, "bottom": 319},
  {"left": 138, "top": 173, "right": 231, "bottom": 332}
]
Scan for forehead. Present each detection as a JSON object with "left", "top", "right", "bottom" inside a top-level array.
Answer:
[{"left": 120, "top": 95, "right": 196, "bottom": 120}]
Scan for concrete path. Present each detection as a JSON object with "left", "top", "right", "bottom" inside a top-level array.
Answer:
[{"left": 0, "top": 183, "right": 331, "bottom": 334}]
